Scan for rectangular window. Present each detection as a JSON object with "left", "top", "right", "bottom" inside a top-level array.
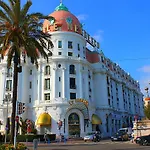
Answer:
[
  {"left": 45, "top": 66, "right": 50, "bottom": 75},
  {"left": 70, "top": 93, "right": 76, "bottom": 99},
  {"left": 44, "top": 93, "right": 50, "bottom": 101},
  {"left": 59, "top": 92, "right": 61, "bottom": 97},
  {"left": 29, "top": 95, "right": 31, "bottom": 103},
  {"left": 107, "top": 87, "right": 110, "bottom": 96},
  {"left": 6, "top": 80, "right": 12, "bottom": 91},
  {"left": 70, "top": 78, "right": 76, "bottom": 89},
  {"left": 58, "top": 41, "right": 62, "bottom": 48},
  {"left": 68, "top": 41, "right": 73, "bottom": 49},
  {"left": 29, "top": 82, "right": 32, "bottom": 89},
  {"left": 68, "top": 52, "right": 73, "bottom": 56},
  {"left": 44, "top": 78, "right": 50, "bottom": 90},
  {"left": 78, "top": 43, "right": 80, "bottom": 50},
  {"left": 30, "top": 70, "right": 32, "bottom": 75},
  {"left": 108, "top": 99, "right": 111, "bottom": 106},
  {"left": 59, "top": 77, "right": 61, "bottom": 81},
  {"left": 58, "top": 52, "right": 62, "bottom": 55},
  {"left": 7, "top": 68, "right": 12, "bottom": 77}
]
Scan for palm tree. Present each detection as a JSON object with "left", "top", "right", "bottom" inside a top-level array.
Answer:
[{"left": 0, "top": 0, "right": 53, "bottom": 143}]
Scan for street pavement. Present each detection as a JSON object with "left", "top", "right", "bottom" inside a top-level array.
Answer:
[{"left": 26, "top": 139, "right": 150, "bottom": 150}]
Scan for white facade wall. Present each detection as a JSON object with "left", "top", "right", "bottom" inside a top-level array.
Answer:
[{"left": 0, "top": 30, "right": 144, "bottom": 138}]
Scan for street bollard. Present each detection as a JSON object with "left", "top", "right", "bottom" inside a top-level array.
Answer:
[{"left": 33, "top": 139, "right": 38, "bottom": 150}]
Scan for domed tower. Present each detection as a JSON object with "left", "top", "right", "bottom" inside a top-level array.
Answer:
[
  {"left": 37, "top": 3, "right": 89, "bottom": 137},
  {"left": 42, "top": 2, "right": 87, "bottom": 101},
  {"left": 34, "top": 2, "right": 101, "bottom": 138}
]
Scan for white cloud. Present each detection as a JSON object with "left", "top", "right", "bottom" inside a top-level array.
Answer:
[
  {"left": 138, "top": 65, "right": 150, "bottom": 73},
  {"left": 93, "top": 30, "right": 104, "bottom": 42},
  {"left": 77, "top": 14, "right": 88, "bottom": 21}
]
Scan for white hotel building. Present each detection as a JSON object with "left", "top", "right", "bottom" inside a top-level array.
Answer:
[{"left": 0, "top": 3, "right": 144, "bottom": 138}]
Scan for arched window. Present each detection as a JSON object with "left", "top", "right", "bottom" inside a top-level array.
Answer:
[
  {"left": 68, "top": 113, "right": 79, "bottom": 125},
  {"left": 45, "top": 66, "right": 50, "bottom": 75},
  {"left": 69, "top": 65, "right": 75, "bottom": 74},
  {"left": 7, "top": 67, "right": 12, "bottom": 77}
]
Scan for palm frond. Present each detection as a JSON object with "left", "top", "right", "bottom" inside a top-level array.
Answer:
[
  {"left": 0, "top": 10, "right": 11, "bottom": 23},
  {"left": 13, "top": 0, "right": 21, "bottom": 25},
  {"left": 0, "top": 0, "right": 15, "bottom": 22},
  {"left": 20, "top": 0, "right": 32, "bottom": 21}
]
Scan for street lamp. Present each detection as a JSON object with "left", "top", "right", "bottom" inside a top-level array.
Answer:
[{"left": 3, "top": 93, "right": 11, "bottom": 143}]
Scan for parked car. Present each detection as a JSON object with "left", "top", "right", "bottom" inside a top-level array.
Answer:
[
  {"left": 135, "top": 135, "right": 150, "bottom": 146},
  {"left": 84, "top": 132, "right": 101, "bottom": 142},
  {"left": 118, "top": 127, "right": 133, "bottom": 136},
  {"left": 111, "top": 131, "right": 129, "bottom": 141},
  {"left": 84, "top": 132, "right": 95, "bottom": 142}
]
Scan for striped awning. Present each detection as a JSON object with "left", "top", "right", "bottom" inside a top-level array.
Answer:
[
  {"left": 92, "top": 114, "right": 102, "bottom": 125},
  {"left": 36, "top": 113, "right": 51, "bottom": 126}
]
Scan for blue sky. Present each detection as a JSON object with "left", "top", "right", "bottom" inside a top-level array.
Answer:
[{"left": 21, "top": 0, "right": 150, "bottom": 93}]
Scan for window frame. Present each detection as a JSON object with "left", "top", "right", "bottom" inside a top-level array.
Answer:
[
  {"left": 44, "top": 78, "right": 50, "bottom": 90},
  {"left": 58, "top": 40, "right": 62, "bottom": 48},
  {"left": 68, "top": 41, "right": 73, "bottom": 49}
]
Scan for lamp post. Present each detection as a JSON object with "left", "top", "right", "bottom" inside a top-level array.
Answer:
[{"left": 4, "top": 93, "right": 11, "bottom": 143}]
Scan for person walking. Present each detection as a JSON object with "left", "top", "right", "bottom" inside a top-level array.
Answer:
[{"left": 44, "top": 133, "right": 47, "bottom": 143}]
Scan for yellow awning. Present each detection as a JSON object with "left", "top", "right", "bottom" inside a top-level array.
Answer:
[
  {"left": 92, "top": 114, "right": 102, "bottom": 125},
  {"left": 37, "top": 113, "right": 51, "bottom": 126}
]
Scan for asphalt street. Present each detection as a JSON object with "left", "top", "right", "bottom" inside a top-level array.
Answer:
[{"left": 26, "top": 140, "right": 150, "bottom": 150}]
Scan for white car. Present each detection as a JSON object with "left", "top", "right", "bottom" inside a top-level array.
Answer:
[{"left": 84, "top": 132, "right": 95, "bottom": 142}]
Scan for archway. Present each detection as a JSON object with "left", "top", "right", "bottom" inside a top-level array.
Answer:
[{"left": 68, "top": 113, "right": 80, "bottom": 138}]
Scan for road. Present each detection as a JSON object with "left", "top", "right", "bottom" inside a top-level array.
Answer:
[{"left": 27, "top": 140, "right": 150, "bottom": 150}]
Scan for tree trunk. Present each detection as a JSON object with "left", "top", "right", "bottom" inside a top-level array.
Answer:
[{"left": 10, "top": 54, "right": 18, "bottom": 143}]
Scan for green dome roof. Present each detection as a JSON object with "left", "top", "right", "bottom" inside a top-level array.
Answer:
[{"left": 55, "top": 3, "right": 69, "bottom": 11}]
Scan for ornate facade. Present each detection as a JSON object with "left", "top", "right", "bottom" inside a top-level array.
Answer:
[{"left": 0, "top": 3, "right": 144, "bottom": 138}]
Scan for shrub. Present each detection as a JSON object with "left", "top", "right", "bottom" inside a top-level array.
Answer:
[{"left": 0, "top": 143, "right": 27, "bottom": 150}]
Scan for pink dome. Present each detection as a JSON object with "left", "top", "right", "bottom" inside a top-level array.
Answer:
[{"left": 43, "top": 3, "right": 82, "bottom": 34}]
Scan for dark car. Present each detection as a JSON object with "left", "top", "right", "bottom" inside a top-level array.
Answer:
[
  {"left": 135, "top": 135, "right": 150, "bottom": 146},
  {"left": 111, "top": 132, "right": 129, "bottom": 141}
]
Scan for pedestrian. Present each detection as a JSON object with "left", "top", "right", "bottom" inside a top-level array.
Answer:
[{"left": 44, "top": 133, "right": 47, "bottom": 143}]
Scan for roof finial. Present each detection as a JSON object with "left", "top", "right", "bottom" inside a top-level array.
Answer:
[{"left": 60, "top": 0, "right": 63, "bottom": 3}]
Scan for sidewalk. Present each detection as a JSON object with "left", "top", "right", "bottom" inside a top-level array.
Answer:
[
  {"left": 25, "top": 138, "right": 111, "bottom": 148},
  {"left": 25, "top": 140, "right": 84, "bottom": 147}
]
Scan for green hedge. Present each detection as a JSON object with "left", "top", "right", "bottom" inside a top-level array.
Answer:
[{"left": 5, "top": 134, "right": 56, "bottom": 142}]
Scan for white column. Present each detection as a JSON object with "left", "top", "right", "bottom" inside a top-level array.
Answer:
[
  {"left": 37, "top": 67, "right": 41, "bottom": 102},
  {"left": 84, "top": 70, "right": 89, "bottom": 99},
  {"left": 52, "top": 68, "right": 57, "bottom": 99},
  {"left": 41, "top": 65, "right": 45, "bottom": 102},
  {"left": 62, "top": 68, "right": 66, "bottom": 99},
  {"left": 90, "top": 74, "right": 94, "bottom": 102},
  {"left": 79, "top": 65, "right": 83, "bottom": 98}
]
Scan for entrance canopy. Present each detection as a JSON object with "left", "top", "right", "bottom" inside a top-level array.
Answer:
[
  {"left": 68, "top": 99, "right": 89, "bottom": 119},
  {"left": 36, "top": 113, "right": 51, "bottom": 126},
  {"left": 92, "top": 114, "right": 102, "bottom": 125}
]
